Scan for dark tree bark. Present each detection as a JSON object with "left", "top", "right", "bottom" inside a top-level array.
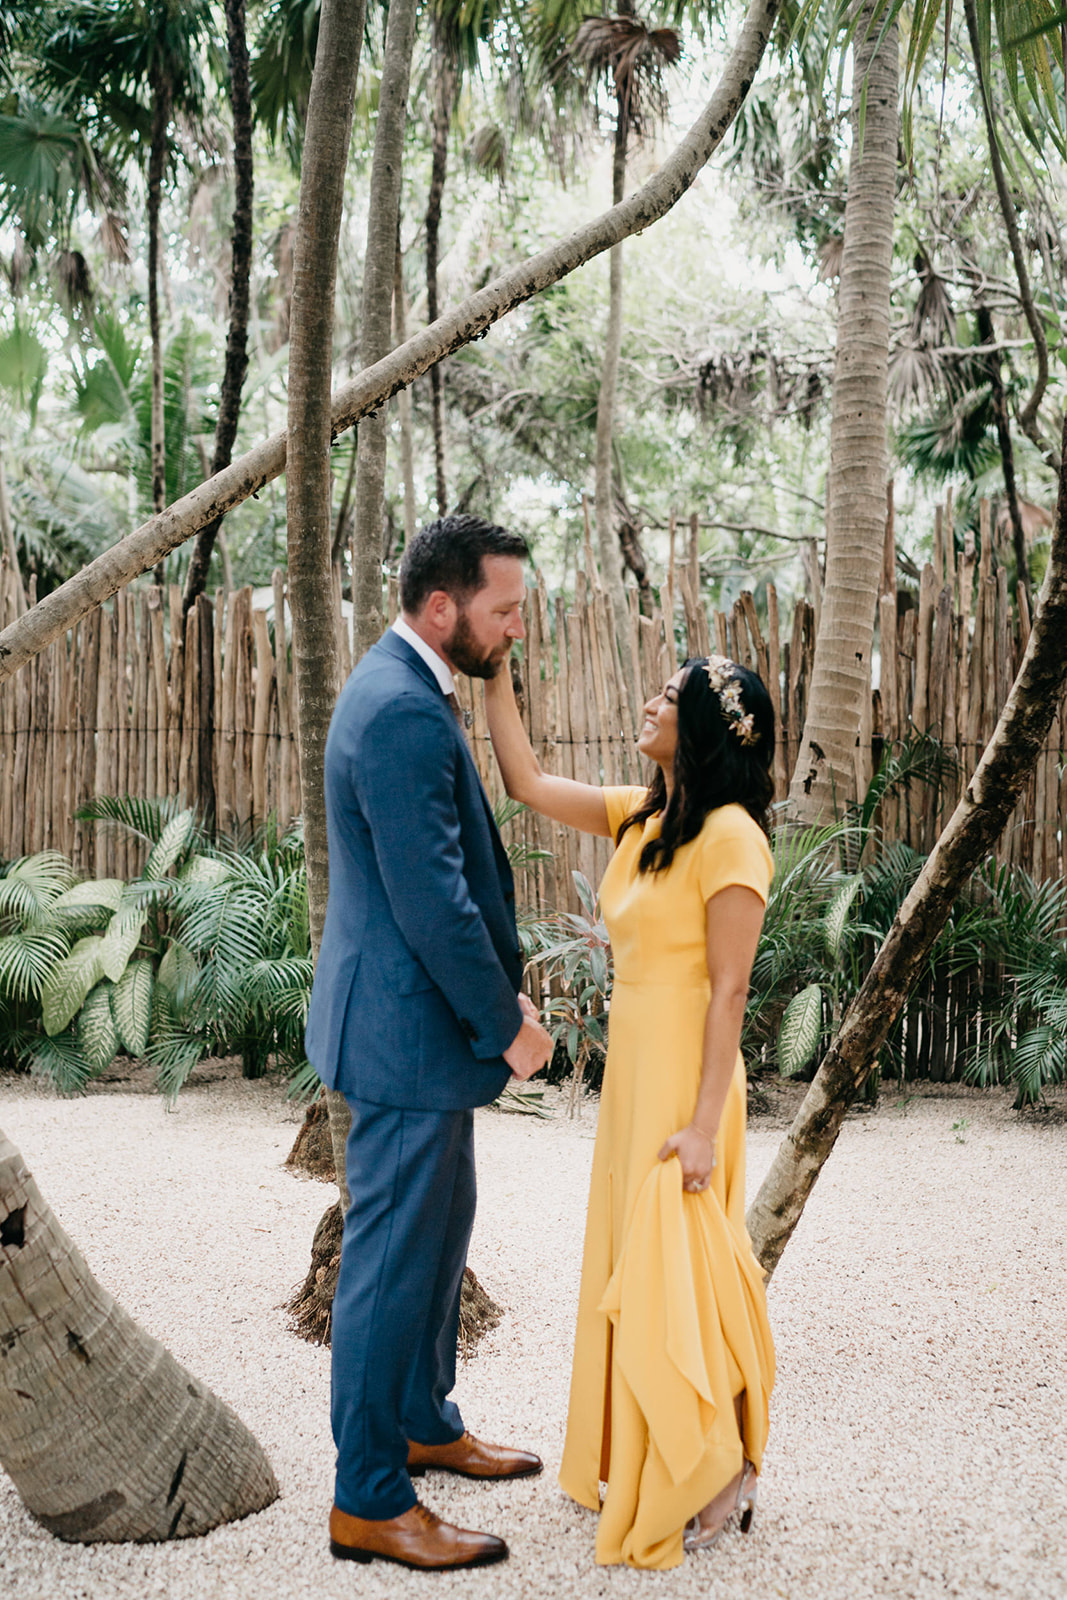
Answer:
[
  {"left": 147, "top": 67, "right": 171, "bottom": 587},
  {"left": 351, "top": 0, "right": 419, "bottom": 660},
  {"left": 425, "top": 19, "right": 459, "bottom": 514},
  {"left": 963, "top": 0, "right": 1057, "bottom": 486},
  {"left": 183, "top": 0, "right": 255, "bottom": 615},
  {"left": 748, "top": 408, "right": 1067, "bottom": 1276},
  {"left": 977, "top": 303, "right": 1029, "bottom": 598}
]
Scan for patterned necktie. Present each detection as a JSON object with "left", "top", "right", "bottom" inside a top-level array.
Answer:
[{"left": 446, "top": 692, "right": 471, "bottom": 729}]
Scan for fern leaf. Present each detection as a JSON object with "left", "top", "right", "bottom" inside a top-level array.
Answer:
[
  {"left": 74, "top": 794, "right": 182, "bottom": 844},
  {"left": 777, "top": 984, "right": 823, "bottom": 1077},
  {"left": 0, "top": 928, "right": 70, "bottom": 1000},
  {"left": 24, "top": 1029, "right": 93, "bottom": 1094},
  {"left": 0, "top": 851, "right": 76, "bottom": 920},
  {"left": 142, "top": 809, "right": 197, "bottom": 881},
  {"left": 112, "top": 960, "right": 153, "bottom": 1056}
]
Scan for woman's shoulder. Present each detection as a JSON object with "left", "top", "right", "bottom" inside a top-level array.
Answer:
[
  {"left": 603, "top": 785, "right": 651, "bottom": 841},
  {"left": 699, "top": 802, "right": 771, "bottom": 847},
  {"left": 695, "top": 804, "right": 775, "bottom": 898}
]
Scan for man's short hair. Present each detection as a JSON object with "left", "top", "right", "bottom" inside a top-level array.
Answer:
[{"left": 399, "top": 514, "right": 529, "bottom": 614}]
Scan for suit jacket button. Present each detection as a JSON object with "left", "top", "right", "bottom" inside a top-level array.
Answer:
[{"left": 460, "top": 1018, "right": 478, "bottom": 1041}]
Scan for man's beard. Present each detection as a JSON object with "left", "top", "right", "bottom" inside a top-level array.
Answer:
[{"left": 445, "top": 609, "right": 507, "bottom": 679}]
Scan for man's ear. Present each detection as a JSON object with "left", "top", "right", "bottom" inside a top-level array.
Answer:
[{"left": 423, "top": 589, "right": 457, "bottom": 632}]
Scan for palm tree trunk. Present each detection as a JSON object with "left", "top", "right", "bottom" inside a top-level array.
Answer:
[
  {"left": 787, "top": 6, "right": 898, "bottom": 825},
  {"left": 0, "top": 1130, "right": 277, "bottom": 1540},
  {"left": 286, "top": 0, "right": 367, "bottom": 1203},
  {"left": 148, "top": 68, "right": 171, "bottom": 588},
  {"left": 393, "top": 233, "right": 417, "bottom": 547},
  {"left": 425, "top": 21, "right": 459, "bottom": 514},
  {"left": 351, "top": 0, "right": 419, "bottom": 661},
  {"left": 0, "top": 0, "right": 783, "bottom": 683},
  {"left": 182, "top": 0, "right": 255, "bottom": 615},
  {"left": 594, "top": 109, "right": 633, "bottom": 680},
  {"left": 748, "top": 413, "right": 1067, "bottom": 1276}
]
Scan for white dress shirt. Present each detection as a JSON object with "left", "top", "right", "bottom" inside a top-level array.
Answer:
[{"left": 391, "top": 616, "right": 455, "bottom": 697}]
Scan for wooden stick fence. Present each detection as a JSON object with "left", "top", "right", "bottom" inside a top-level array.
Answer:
[{"left": 0, "top": 499, "right": 1062, "bottom": 916}]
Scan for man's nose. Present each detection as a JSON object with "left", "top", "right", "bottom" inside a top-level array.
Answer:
[{"left": 508, "top": 612, "right": 526, "bottom": 640}]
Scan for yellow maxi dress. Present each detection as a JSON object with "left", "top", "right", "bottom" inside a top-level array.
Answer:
[{"left": 558, "top": 788, "right": 776, "bottom": 1570}]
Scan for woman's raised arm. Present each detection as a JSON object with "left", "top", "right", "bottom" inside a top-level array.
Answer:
[{"left": 484, "top": 655, "right": 612, "bottom": 836}]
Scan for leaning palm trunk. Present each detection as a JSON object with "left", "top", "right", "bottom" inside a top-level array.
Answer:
[
  {"left": 182, "top": 0, "right": 255, "bottom": 615},
  {"left": 147, "top": 69, "right": 171, "bottom": 588},
  {"left": 0, "top": 0, "right": 782, "bottom": 685},
  {"left": 787, "top": 8, "right": 898, "bottom": 824},
  {"left": 748, "top": 417, "right": 1067, "bottom": 1277},
  {"left": 350, "top": 0, "right": 419, "bottom": 661},
  {"left": 594, "top": 111, "right": 632, "bottom": 687},
  {"left": 0, "top": 1130, "right": 277, "bottom": 1541}
]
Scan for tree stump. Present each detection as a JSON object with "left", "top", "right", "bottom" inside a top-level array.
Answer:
[
  {"left": 284, "top": 1091, "right": 336, "bottom": 1181},
  {"left": 286, "top": 1200, "right": 501, "bottom": 1354}
]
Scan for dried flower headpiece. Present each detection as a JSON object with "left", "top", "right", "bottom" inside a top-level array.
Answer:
[{"left": 704, "top": 655, "right": 760, "bottom": 746}]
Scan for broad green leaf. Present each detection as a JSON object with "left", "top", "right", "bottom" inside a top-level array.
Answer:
[
  {"left": 823, "top": 876, "right": 863, "bottom": 960},
  {"left": 589, "top": 944, "right": 609, "bottom": 995},
  {"left": 143, "top": 809, "right": 196, "bottom": 881},
  {"left": 778, "top": 984, "right": 824, "bottom": 1078},
  {"left": 79, "top": 981, "right": 119, "bottom": 1077},
  {"left": 179, "top": 854, "right": 230, "bottom": 886},
  {"left": 112, "top": 961, "right": 153, "bottom": 1056},
  {"left": 52, "top": 878, "right": 125, "bottom": 912},
  {"left": 98, "top": 909, "right": 146, "bottom": 983},
  {"left": 41, "top": 935, "right": 106, "bottom": 1036},
  {"left": 157, "top": 941, "right": 199, "bottom": 1006}
]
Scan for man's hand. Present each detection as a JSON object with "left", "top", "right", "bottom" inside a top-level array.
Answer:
[
  {"left": 504, "top": 1013, "right": 553, "bottom": 1082},
  {"left": 518, "top": 992, "right": 539, "bottom": 1024}
]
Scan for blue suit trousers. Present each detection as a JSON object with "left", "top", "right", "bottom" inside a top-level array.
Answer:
[{"left": 330, "top": 1096, "right": 475, "bottom": 1520}]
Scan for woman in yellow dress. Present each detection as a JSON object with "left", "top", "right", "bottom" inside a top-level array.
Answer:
[{"left": 484, "top": 652, "right": 776, "bottom": 1570}]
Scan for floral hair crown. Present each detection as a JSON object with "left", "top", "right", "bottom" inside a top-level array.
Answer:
[{"left": 704, "top": 655, "right": 760, "bottom": 746}]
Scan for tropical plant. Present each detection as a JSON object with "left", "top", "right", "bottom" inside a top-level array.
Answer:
[
  {"left": 952, "top": 860, "right": 1067, "bottom": 1106},
  {"left": 0, "top": 807, "right": 196, "bottom": 1091},
  {"left": 147, "top": 820, "right": 315, "bottom": 1100},
  {"left": 521, "top": 869, "right": 612, "bottom": 1108}
]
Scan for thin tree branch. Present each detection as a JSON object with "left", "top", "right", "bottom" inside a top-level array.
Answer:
[{"left": 0, "top": 0, "right": 783, "bottom": 685}]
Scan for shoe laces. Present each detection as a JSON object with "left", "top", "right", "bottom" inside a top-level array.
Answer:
[{"left": 413, "top": 1503, "right": 441, "bottom": 1530}]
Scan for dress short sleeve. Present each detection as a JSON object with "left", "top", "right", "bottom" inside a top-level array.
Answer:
[
  {"left": 603, "top": 785, "right": 650, "bottom": 843},
  {"left": 697, "top": 807, "right": 775, "bottom": 907}
]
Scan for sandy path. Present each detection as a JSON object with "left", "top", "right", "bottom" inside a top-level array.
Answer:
[{"left": 1, "top": 1070, "right": 1065, "bottom": 1599}]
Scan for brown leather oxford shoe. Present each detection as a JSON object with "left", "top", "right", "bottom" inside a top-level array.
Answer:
[
  {"left": 329, "top": 1502, "right": 508, "bottom": 1570},
  {"left": 407, "top": 1429, "right": 543, "bottom": 1481}
]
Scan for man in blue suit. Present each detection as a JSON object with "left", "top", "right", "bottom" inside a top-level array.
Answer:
[{"left": 305, "top": 515, "right": 554, "bottom": 1571}]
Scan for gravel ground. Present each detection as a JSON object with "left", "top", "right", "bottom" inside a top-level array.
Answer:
[{"left": 1, "top": 1066, "right": 1066, "bottom": 1600}]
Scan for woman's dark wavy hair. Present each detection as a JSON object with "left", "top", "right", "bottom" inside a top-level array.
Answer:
[{"left": 617, "top": 657, "right": 775, "bottom": 874}]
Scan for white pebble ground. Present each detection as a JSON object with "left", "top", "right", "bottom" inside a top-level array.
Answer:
[{"left": 1, "top": 1066, "right": 1066, "bottom": 1600}]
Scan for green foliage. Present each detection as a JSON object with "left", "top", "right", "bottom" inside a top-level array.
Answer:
[{"left": 777, "top": 983, "right": 824, "bottom": 1077}]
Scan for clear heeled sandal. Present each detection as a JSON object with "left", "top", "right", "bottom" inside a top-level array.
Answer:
[{"left": 683, "top": 1460, "right": 758, "bottom": 1553}]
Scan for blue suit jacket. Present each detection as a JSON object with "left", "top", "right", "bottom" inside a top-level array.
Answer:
[{"left": 305, "top": 630, "right": 522, "bottom": 1110}]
